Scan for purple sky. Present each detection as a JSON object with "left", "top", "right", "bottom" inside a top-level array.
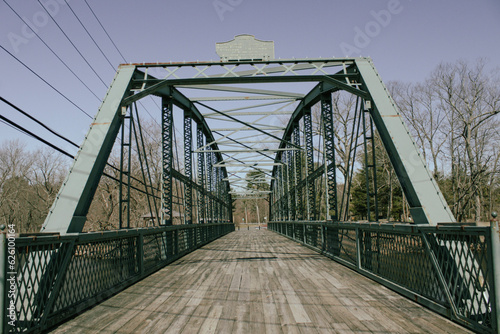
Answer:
[{"left": 1, "top": 0, "right": 499, "bottom": 153}]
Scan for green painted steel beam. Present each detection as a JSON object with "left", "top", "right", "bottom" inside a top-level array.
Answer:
[
  {"left": 355, "top": 58, "right": 455, "bottom": 225},
  {"left": 41, "top": 65, "right": 137, "bottom": 233},
  {"left": 273, "top": 58, "right": 454, "bottom": 225},
  {"left": 123, "top": 74, "right": 365, "bottom": 107}
]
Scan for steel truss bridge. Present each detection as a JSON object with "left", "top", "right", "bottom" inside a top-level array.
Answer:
[{"left": 2, "top": 58, "right": 499, "bottom": 333}]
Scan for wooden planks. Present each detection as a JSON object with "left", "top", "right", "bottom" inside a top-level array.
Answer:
[{"left": 49, "top": 230, "right": 472, "bottom": 333}]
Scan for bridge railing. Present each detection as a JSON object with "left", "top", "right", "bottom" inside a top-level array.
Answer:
[
  {"left": 1, "top": 223, "right": 234, "bottom": 334},
  {"left": 269, "top": 221, "right": 497, "bottom": 334}
]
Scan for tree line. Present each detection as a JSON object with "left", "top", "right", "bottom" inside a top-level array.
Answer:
[{"left": 349, "top": 59, "right": 499, "bottom": 223}]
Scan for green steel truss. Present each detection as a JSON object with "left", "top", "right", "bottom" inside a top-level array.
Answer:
[{"left": 41, "top": 58, "right": 455, "bottom": 234}]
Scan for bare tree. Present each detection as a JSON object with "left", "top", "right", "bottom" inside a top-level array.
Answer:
[
  {"left": 433, "top": 59, "right": 499, "bottom": 222},
  {"left": 390, "top": 59, "right": 500, "bottom": 223}
]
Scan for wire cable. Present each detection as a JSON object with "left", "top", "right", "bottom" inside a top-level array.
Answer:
[
  {"left": 0, "top": 113, "right": 73, "bottom": 158},
  {"left": 0, "top": 98, "right": 163, "bottom": 194},
  {"left": 37, "top": 0, "right": 108, "bottom": 87},
  {"left": 63, "top": 0, "right": 116, "bottom": 71},
  {"left": 0, "top": 111, "right": 159, "bottom": 197},
  {"left": 0, "top": 96, "right": 79, "bottom": 147},
  {"left": 80, "top": 1, "right": 163, "bottom": 129},
  {"left": 83, "top": 0, "right": 127, "bottom": 63},
  {"left": 2, "top": 0, "right": 102, "bottom": 102},
  {"left": 0, "top": 43, "right": 93, "bottom": 119}
]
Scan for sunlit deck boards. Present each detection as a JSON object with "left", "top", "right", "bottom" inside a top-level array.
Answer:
[{"left": 49, "top": 230, "right": 471, "bottom": 333}]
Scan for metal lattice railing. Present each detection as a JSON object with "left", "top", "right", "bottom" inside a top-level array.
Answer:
[
  {"left": 269, "top": 221, "right": 497, "bottom": 334},
  {"left": 1, "top": 223, "right": 234, "bottom": 333}
]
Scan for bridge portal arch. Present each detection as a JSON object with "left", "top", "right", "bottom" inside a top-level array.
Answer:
[{"left": 41, "top": 57, "right": 455, "bottom": 234}]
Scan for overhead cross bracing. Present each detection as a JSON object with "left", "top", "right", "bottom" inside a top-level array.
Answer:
[
  {"left": 131, "top": 59, "right": 365, "bottom": 219},
  {"left": 41, "top": 57, "right": 456, "bottom": 234}
]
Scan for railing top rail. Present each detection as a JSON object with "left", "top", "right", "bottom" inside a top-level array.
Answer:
[
  {"left": 14, "top": 222, "right": 234, "bottom": 246},
  {"left": 269, "top": 220, "right": 489, "bottom": 235}
]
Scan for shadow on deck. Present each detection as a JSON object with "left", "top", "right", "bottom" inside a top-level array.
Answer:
[{"left": 49, "top": 230, "right": 471, "bottom": 333}]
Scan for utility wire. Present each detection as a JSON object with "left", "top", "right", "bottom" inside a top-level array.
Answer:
[
  {"left": 2, "top": 0, "right": 102, "bottom": 102},
  {"left": 0, "top": 113, "right": 74, "bottom": 158},
  {"left": 0, "top": 98, "right": 161, "bottom": 193},
  {"left": 80, "top": 0, "right": 163, "bottom": 128},
  {"left": 65, "top": 1, "right": 162, "bottom": 130},
  {"left": 0, "top": 43, "right": 93, "bottom": 119},
  {"left": 37, "top": 0, "right": 108, "bottom": 87},
  {"left": 0, "top": 96, "right": 79, "bottom": 147},
  {"left": 83, "top": 0, "right": 127, "bottom": 63},
  {"left": 64, "top": 0, "right": 116, "bottom": 71}
]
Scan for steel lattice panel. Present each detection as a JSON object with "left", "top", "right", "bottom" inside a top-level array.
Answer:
[
  {"left": 429, "top": 232, "right": 492, "bottom": 327},
  {"left": 143, "top": 233, "right": 168, "bottom": 271},
  {"left": 53, "top": 237, "right": 138, "bottom": 313},
  {"left": 12, "top": 242, "right": 72, "bottom": 332},
  {"left": 360, "top": 232, "right": 447, "bottom": 303},
  {"left": 268, "top": 222, "right": 494, "bottom": 333}
]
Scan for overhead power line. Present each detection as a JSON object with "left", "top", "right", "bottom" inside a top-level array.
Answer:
[
  {"left": 0, "top": 96, "right": 79, "bottom": 147},
  {"left": 64, "top": 0, "right": 116, "bottom": 71},
  {"left": 80, "top": 0, "right": 162, "bottom": 128},
  {"left": 0, "top": 98, "right": 161, "bottom": 196},
  {"left": 0, "top": 43, "right": 93, "bottom": 119},
  {"left": 37, "top": 0, "right": 108, "bottom": 87},
  {"left": 2, "top": 0, "right": 102, "bottom": 102},
  {"left": 83, "top": 0, "right": 128, "bottom": 63},
  {"left": 0, "top": 113, "right": 74, "bottom": 158}
]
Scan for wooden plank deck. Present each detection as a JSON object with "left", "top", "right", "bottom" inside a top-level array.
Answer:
[{"left": 49, "top": 230, "right": 472, "bottom": 333}]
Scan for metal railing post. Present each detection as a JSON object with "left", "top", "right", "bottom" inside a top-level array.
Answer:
[
  {"left": 490, "top": 212, "right": 500, "bottom": 333},
  {"left": 137, "top": 232, "right": 144, "bottom": 276},
  {"left": 355, "top": 227, "right": 361, "bottom": 269}
]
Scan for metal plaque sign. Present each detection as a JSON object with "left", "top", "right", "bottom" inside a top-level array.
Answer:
[{"left": 216, "top": 34, "right": 274, "bottom": 62}]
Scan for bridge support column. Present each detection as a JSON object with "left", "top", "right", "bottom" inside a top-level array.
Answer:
[
  {"left": 321, "top": 92, "right": 338, "bottom": 221},
  {"left": 207, "top": 149, "right": 214, "bottom": 223},
  {"left": 162, "top": 97, "right": 173, "bottom": 225},
  {"left": 286, "top": 138, "right": 295, "bottom": 221},
  {"left": 184, "top": 110, "right": 193, "bottom": 224},
  {"left": 293, "top": 124, "right": 302, "bottom": 220},
  {"left": 197, "top": 125, "right": 206, "bottom": 223},
  {"left": 304, "top": 109, "right": 315, "bottom": 220}
]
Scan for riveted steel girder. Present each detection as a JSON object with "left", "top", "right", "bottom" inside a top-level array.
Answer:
[
  {"left": 41, "top": 65, "right": 136, "bottom": 233},
  {"left": 271, "top": 58, "right": 454, "bottom": 225},
  {"left": 42, "top": 57, "right": 454, "bottom": 234},
  {"left": 162, "top": 98, "right": 174, "bottom": 225},
  {"left": 321, "top": 92, "right": 338, "bottom": 220},
  {"left": 355, "top": 58, "right": 455, "bottom": 224},
  {"left": 184, "top": 110, "right": 193, "bottom": 224}
]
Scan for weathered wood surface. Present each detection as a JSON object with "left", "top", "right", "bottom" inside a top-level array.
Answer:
[{"left": 50, "top": 230, "right": 471, "bottom": 333}]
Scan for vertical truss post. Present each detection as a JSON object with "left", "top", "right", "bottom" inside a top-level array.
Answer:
[
  {"left": 279, "top": 164, "right": 285, "bottom": 221},
  {"left": 196, "top": 125, "right": 205, "bottom": 223},
  {"left": 184, "top": 110, "right": 193, "bottom": 224},
  {"left": 362, "top": 103, "right": 379, "bottom": 222},
  {"left": 226, "top": 182, "right": 231, "bottom": 223},
  {"left": 287, "top": 138, "right": 295, "bottom": 221},
  {"left": 161, "top": 97, "right": 173, "bottom": 225},
  {"left": 304, "top": 108, "right": 315, "bottom": 220},
  {"left": 219, "top": 169, "right": 224, "bottom": 223},
  {"left": 269, "top": 188, "right": 273, "bottom": 222},
  {"left": 321, "top": 92, "right": 338, "bottom": 221},
  {"left": 283, "top": 154, "right": 290, "bottom": 220},
  {"left": 207, "top": 149, "right": 213, "bottom": 223},
  {"left": 215, "top": 167, "right": 220, "bottom": 223},
  {"left": 119, "top": 107, "right": 132, "bottom": 229},
  {"left": 293, "top": 124, "right": 302, "bottom": 220},
  {"left": 274, "top": 178, "right": 279, "bottom": 221}
]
